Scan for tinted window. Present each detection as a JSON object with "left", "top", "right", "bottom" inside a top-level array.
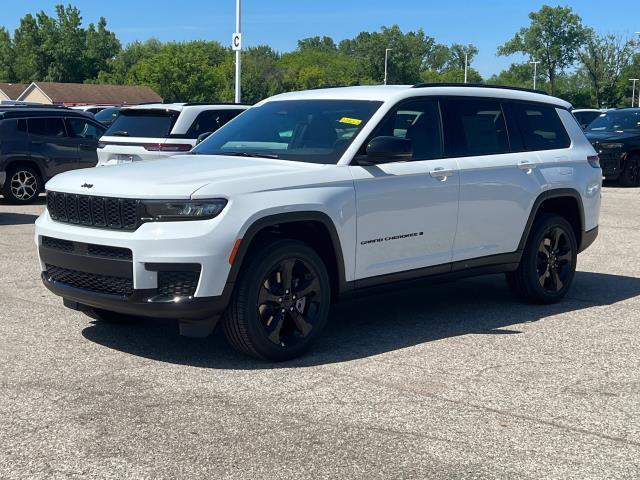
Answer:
[
  {"left": 367, "top": 99, "right": 442, "bottom": 160},
  {"left": 0, "top": 119, "right": 28, "bottom": 136},
  {"left": 28, "top": 117, "right": 67, "bottom": 137},
  {"left": 573, "top": 111, "right": 601, "bottom": 129},
  {"left": 442, "top": 99, "right": 509, "bottom": 156},
  {"left": 193, "top": 100, "right": 382, "bottom": 164},
  {"left": 94, "top": 107, "right": 121, "bottom": 124},
  {"left": 67, "top": 118, "right": 106, "bottom": 139},
  {"left": 186, "top": 109, "right": 245, "bottom": 138},
  {"left": 587, "top": 110, "right": 640, "bottom": 132},
  {"left": 105, "top": 109, "right": 179, "bottom": 138},
  {"left": 511, "top": 103, "right": 570, "bottom": 150}
]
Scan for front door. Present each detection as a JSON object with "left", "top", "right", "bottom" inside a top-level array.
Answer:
[
  {"left": 66, "top": 117, "right": 107, "bottom": 168},
  {"left": 349, "top": 98, "right": 460, "bottom": 281}
]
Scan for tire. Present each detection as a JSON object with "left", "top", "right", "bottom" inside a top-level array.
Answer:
[
  {"left": 222, "top": 239, "right": 331, "bottom": 361},
  {"left": 2, "top": 165, "right": 42, "bottom": 204},
  {"left": 506, "top": 214, "right": 577, "bottom": 304},
  {"left": 619, "top": 154, "right": 640, "bottom": 187}
]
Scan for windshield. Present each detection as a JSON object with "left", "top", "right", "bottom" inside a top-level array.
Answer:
[
  {"left": 192, "top": 99, "right": 382, "bottom": 164},
  {"left": 587, "top": 110, "right": 640, "bottom": 133},
  {"left": 105, "top": 109, "right": 179, "bottom": 138},
  {"left": 95, "top": 107, "right": 120, "bottom": 124}
]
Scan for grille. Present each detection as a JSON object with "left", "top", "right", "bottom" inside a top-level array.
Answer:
[
  {"left": 87, "top": 244, "right": 133, "bottom": 261},
  {"left": 158, "top": 271, "right": 200, "bottom": 298},
  {"left": 46, "top": 265, "right": 133, "bottom": 297},
  {"left": 47, "top": 191, "right": 140, "bottom": 231},
  {"left": 42, "top": 236, "right": 73, "bottom": 252}
]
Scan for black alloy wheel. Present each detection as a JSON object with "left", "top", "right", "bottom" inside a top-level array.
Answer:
[
  {"left": 536, "top": 226, "right": 573, "bottom": 294},
  {"left": 223, "top": 239, "right": 331, "bottom": 360},
  {"left": 506, "top": 214, "right": 577, "bottom": 304},
  {"left": 620, "top": 154, "right": 640, "bottom": 187},
  {"left": 257, "top": 258, "right": 322, "bottom": 348}
]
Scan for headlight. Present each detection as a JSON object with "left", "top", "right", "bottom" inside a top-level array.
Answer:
[
  {"left": 599, "top": 143, "right": 624, "bottom": 149},
  {"left": 141, "top": 199, "right": 227, "bottom": 222}
]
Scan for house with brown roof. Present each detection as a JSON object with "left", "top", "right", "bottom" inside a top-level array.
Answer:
[
  {"left": 16, "top": 81, "right": 162, "bottom": 106},
  {"left": 0, "top": 83, "right": 27, "bottom": 101}
]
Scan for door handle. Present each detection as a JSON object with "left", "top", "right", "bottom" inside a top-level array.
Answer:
[
  {"left": 518, "top": 160, "right": 537, "bottom": 173},
  {"left": 429, "top": 167, "right": 455, "bottom": 181}
]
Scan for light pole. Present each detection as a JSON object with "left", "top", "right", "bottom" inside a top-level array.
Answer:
[
  {"left": 233, "top": 0, "right": 242, "bottom": 103},
  {"left": 464, "top": 52, "right": 468, "bottom": 84},
  {"left": 530, "top": 61, "right": 540, "bottom": 90},
  {"left": 631, "top": 79, "right": 639, "bottom": 108},
  {"left": 384, "top": 48, "right": 392, "bottom": 85}
]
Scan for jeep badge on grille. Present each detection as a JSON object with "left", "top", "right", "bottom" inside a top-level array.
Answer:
[{"left": 81, "top": 183, "right": 93, "bottom": 188}]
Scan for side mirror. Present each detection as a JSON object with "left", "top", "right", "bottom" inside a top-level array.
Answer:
[
  {"left": 362, "top": 136, "right": 412, "bottom": 164},
  {"left": 196, "top": 132, "right": 213, "bottom": 145}
]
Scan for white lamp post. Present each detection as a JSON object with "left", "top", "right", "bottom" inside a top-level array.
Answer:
[
  {"left": 530, "top": 61, "right": 540, "bottom": 90},
  {"left": 232, "top": 0, "right": 242, "bottom": 103},
  {"left": 384, "top": 48, "right": 392, "bottom": 85},
  {"left": 631, "top": 79, "right": 639, "bottom": 108}
]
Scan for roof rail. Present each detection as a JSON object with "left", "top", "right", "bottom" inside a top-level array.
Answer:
[
  {"left": 412, "top": 82, "right": 548, "bottom": 96},
  {"left": 182, "top": 102, "right": 253, "bottom": 106},
  {"left": 0, "top": 103, "right": 70, "bottom": 109}
]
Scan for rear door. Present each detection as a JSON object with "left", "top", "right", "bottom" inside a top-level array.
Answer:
[
  {"left": 444, "top": 98, "right": 546, "bottom": 264},
  {"left": 26, "top": 116, "right": 79, "bottom": 180},
  {"left": 66, "top": 117, "right": 107, "bottom": 168}
]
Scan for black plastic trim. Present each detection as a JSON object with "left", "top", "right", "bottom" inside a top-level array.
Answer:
[
  {"left": 145, "top": 263, "right": 201, "bottom": 272},
  {"left": 40, "top": 245, "right": 132, "bottom": 278},
  {"left": 227, "top": 211, "right": 349, "bottom": 294},
  {"left": 517, "top": 188, "right": 585, "bottom": 252},
  {"left": 579, "top": 226, "right": 598, "bottom": 253},
  {"left": 45, "top": 273, "right": 229, "bottom": 320}
]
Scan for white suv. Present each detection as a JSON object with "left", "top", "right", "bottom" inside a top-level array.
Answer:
[
  {"left": 35, "top": 84, "right": 601, "bottom": 360},
  {"left": 96, "top": 103, "right": 249, "bottom": 166}
]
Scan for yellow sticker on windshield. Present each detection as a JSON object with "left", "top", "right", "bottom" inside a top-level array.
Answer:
[{"left": 339, "top": 117, "right": 362, "bottom": 126}]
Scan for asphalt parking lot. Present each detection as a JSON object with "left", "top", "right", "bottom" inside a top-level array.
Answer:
[{"left": 1, "top": 187, "right": 639, "bottom": 480}]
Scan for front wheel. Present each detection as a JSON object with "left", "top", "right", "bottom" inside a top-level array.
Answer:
[
  {"left": 223, "top": 239, "right": 331, "bottom": 361},
  {"left": 506, "top": 214, "right": 577, "bottom": 304},
  {"left": 2, "top": 165, "right": 42, "bottom": 204},
  {"left": 620, "top": 154, "right": 640, "bottom": 187}
]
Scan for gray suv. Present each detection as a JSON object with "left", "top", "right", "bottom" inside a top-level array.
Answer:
[{"left": 0, "top": 107, "right": 106, "bottom": 203}]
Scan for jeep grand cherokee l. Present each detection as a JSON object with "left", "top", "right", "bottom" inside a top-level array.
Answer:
[{"left": 35, "top": 84, "right": 601, "bottom": 360}]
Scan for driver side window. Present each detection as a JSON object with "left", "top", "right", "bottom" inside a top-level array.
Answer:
[{"left": 367, "top": 99, "right": 444, "bottom": 161}]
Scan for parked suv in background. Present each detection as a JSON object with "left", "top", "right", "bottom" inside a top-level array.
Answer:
[
  {"left": 572, "top": 108, "right": 606, "bottom": 130},
  {"left": 0, "top": 107, "right": 106, "bottom": 203},
  {"left": 584, "top": 108, "right": 640, "bottom": 186},
  {"left": 36, "top": 84, "right": 601, "bottom": 360},
  {"left": 96, "top": 103, "right": 249, "bottom": 166}
]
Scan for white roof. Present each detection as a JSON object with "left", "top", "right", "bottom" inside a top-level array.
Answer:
[
  {"left": 260, "top": 85, "right": 572, "bottom": 109},
  {"left": 121, "top": 103, "right": 249, "bottom": 112}
]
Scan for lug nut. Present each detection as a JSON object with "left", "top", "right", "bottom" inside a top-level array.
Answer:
[
  {"left": 289, "top": 307, "right": 294, "bottom": 311},
  {"left": 278, "top": 298, "right": 282, "bottom": 302}
]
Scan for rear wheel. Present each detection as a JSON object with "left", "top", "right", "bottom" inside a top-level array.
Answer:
[
  {"left": 223, "top": 239, "right": 331, "bottom": 361},
  {"left": 620, "top": 154, "right": 640, "bottom": 187},
  {"left": 2, "top": 165, "right": 41, "bottom": 204},
  {"left": 506, "top": 214, "right": 577, "bottom": 304}
]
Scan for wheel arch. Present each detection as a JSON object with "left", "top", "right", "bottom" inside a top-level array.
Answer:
[
  {"left": 518, "top": 188, "right": 585, "bottom": 253},
  {"left": 227, "top": 211, "right": 348, "bottom": 301},
  {"left": 4, "top": 157, "right": 45, "bottom": 186}
]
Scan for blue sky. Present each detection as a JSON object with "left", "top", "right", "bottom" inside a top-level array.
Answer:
[{"left": 3, "top": 1, "right": 639, "bottom": 77}]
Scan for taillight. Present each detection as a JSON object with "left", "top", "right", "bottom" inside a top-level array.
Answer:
[
  {"left": 587, "top": 155, "right": 600, "bottom": 169},
  {"left": 143, "top": 143, "right": 192, "bottom": 152}
]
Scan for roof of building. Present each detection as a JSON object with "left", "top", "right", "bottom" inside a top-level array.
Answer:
[
  {"left": 261, "top": 84, "right": 572, "bottom": 109},
  {"left": 17, "top": 82, "right": 162, "bottom": 105},
  {"left": 0, "top": 83, "right": 27, "bottom": 100}
]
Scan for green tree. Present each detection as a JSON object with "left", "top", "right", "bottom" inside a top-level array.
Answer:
[
  {"left": 497, "top": 5, "right": 588, "bottom": 94},
  {"left": 12, "top": 13, "right": 44, "bottom": 82},
  {"left": 297, "top": 36, "right": 337, "bottom": 52},
  {"left": 446, "top": 43, "right": 479, "bottom": 71},
  {"left": 97, "top": 38, "right": 162, "bottom": 84},
  {"left": 0, "top": 27, "right": 14, "bottom": 81},
  {"left": 241, "top": 46, "right": 283, "bottom": 103},
  {"left": 487, "top": 63, "right": 539, "bottom": 89},
  {"left": 578, "top": 32, "right": 638, "bottom": 107},
  {"left": 84, "top": 17, "right": 121, "bottom": 80}
]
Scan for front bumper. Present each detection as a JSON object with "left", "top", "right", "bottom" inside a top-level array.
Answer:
[{"left": 42, "top": 273, "right": 230, "bottom": 319}]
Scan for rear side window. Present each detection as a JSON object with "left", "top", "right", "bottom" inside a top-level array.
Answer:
[
  {"left": 67, "top": 118, "right": 106, "bottom": 139},
  {"left": 510, "top": 103, "right": 570, "bottom": 150},
  {"left": 441, "top": 99, "right": 509, "bottom": 156},
  {"left": 0, "top": 119, "right": 28, "bottom": 136},
  {"left": 186, "top": 109, "right": 245, "bottom": 138},
  {"left": 28, "top": 117, "right": 67, "bottom": 137},
  {"left": 105, "top": 109, "right": 179, "bottom": 138}
]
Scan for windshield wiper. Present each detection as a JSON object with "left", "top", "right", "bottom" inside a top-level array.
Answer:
[
  {"left": 109, "top": 131, "right": 129, "bottom": 137},
  {"left": 216, "top": 151, "right": 280, "bottom": 159}
]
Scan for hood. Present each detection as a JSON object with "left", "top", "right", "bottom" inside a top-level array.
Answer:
[
  {"left": 585, "top": 131, "right": 640, "bottom": 143},
  {"left": 45, "top": 154, "right": 326, "bottom": 199}
]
